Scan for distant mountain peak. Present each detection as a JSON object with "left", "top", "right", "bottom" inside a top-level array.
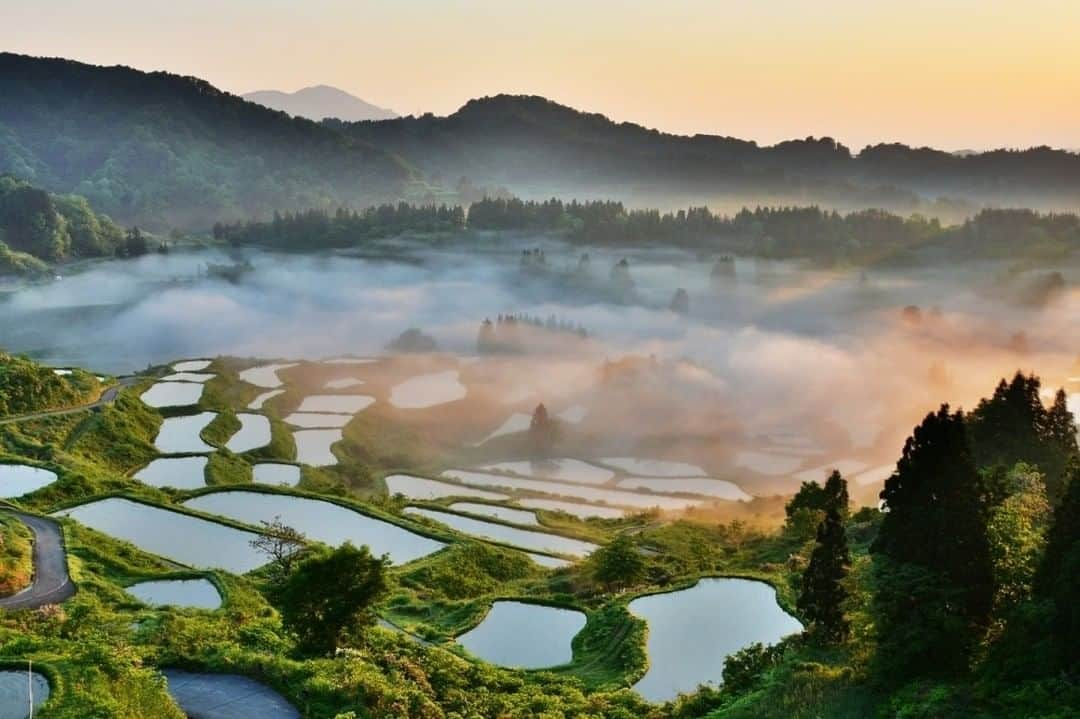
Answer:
[{"left": 243, "top": 85, "right": 397, "bottom": 122}]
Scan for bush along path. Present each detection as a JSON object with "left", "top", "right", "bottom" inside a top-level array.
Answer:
[{"left": 0, "top": 512, "right": 75, "bottom": 610}]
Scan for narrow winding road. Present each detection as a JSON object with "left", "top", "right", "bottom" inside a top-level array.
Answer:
[
  {"left": 0, "top": 512, "right": 75, "bottom": 610},
  {"left": 0, "top": 377, "right": 139, "bottom": 427}
]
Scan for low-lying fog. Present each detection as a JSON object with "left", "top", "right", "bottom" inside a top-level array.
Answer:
[{"left": 2, "top": 236, "right": 1076, "bottom": 503}]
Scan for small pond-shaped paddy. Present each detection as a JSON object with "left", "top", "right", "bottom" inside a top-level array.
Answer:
[
  {"left": 253, "top": 464, "right": 301, "bottom": 487},
  {"left": 184, "top": 490, "right": 446, "bottom": 565},
  {"left": 526, "top": 553, "right": 572, "bottom": 568},
  {"left": 517, "top": 498, "right": 626, "bottom": 519},
  {"left": 55, "top": 498, "right": 265, "bottom": 574},
  {"left": 238, "top": 362, "right": 297, "bottom": 389},
  {"left": 154, "top": 412, "right": 216, "bottom": 454},
  {"left": 617, "top": 477, "right": 751, "bottom": 501},
  {"left": 389, "top": 370, "right": 466, "bottom": 409},
  {"left": 556, "top": 405, "right": 588, "bottom": 423},
  {"left": 0, "top": 670, "right": 49, "bottom": 719},
  {"left": 172, "top": 359, "right": 212, "bottom": 372},
  {"left": 457, "top": 601, "right": 586, "bottom": 668},
  {"left": 601, "top": 457, "right": 706, "bottom": 477},
  {"left": 248, "top": 389, "right": 284, "bottom": 410},
  {"left": 126, "top": 578, "right": 221, "bottom": 610},
  {"left": 141, "top": 381, "right": 204, "bottom": 408},
  {"left": 474, "top": 412, "right": 531, "bottom": 445},
  {"left": 442, "top": 471, "right": 702, "bottom": 511},
  {"left": 0, "top": 464, "right": 58, "bottom": 497},
  {"left": 135, "top": 456, "right": 208, "bottom": 490},
  {"left": 384, "top": 475, "right": 508, "bottom": 501},
  {"left": 629, "top": 578, "right": 803, "bottom": 701},
  {"left": 160, "top": 372, "right": 215, "bottom": 383},
  {"left": 405, "top": 507, "right": 597, "bottom": 557},
  {"left": 446, "top": 502, "right": 539, "bottom": 526},
  {"left": 225, "top": 413, "right": 272, "bottom": 453},
  {"left": 293, "top": 429, "right": 342, "bottom": 466},
  {"left": 284, "top": 412, "right": 353, "bottom": 428},
  {"left": 479, "top": 459, "right": 614, "bottom": 485},
  {"left": 296, "top": 395, "right": 374, "bottom": 414}
]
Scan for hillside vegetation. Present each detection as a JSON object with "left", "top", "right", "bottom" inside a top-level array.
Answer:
[
  {"left": 0, "top": 53, "right": 417, "bottom": 229},
  {"left": 0, "top": 351, "right": 101, "bottom": 417}
]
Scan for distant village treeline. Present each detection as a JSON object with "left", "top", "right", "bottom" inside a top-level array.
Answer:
[{"left": 213, "top": 198, "right": 1080, "bottom": 264}]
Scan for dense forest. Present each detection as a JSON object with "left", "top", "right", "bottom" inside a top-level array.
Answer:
[
  {"left": 0, "top": 53, "right": 416, "bottom": 229},
  {"left": 212, "top": 198, "right": 1080, "bottom": 265},
  {"left": 338, "top": 94, "right": 1080, "bottom": 212},
  {"left": 5, "top": 54, "right": 1080, "bottom": 233},
  {"left": 0, "top": 174, "right": 142, "bottom": 274}
]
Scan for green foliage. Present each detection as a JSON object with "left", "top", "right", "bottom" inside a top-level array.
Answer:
[
  {"left": 66, "top": 391, "right": 160, "bottom": 474},
  {"left": 798, "top": 504, "right": 851, "bottom": 644},
  {"left": 1036, "top": 460, "right": 1080, "bottom": 670},
  {"left": 0, "top": 351, "right": 98, "bottom": 416},
  {"left": 205, "top": 451, "right": 251, "bottom": 485},
  {"left": 0, "top": 512, "right": 32, "bottom": 595},
  {"left": 872, "top": 406, "right": 994, "bottom": 680},
  {"left": 276, "top": 542, "right": 389, "bottom": 655},
  {"left": 986, "top": 464, "right": 1051, "bottom": 610},
  {"left": 722, "top": 642, "right": 786, "bottom": 695},
  {"left": 399, "top": 542, "right": 538, "bottom": 600},
  {"left": 590, "top": 534, "right": 646, "bottom": 591}
]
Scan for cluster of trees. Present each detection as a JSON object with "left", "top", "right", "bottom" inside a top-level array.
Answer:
[
  {"left": 786, "top": 370, "right": 1079, "bottom": 692},
  {"left": 0, "top": 174, "right": 128, "bottom": 267},
  {"left": 476, "top": 313, "right": 588, "bottom": 355},
  {"left": 213, "top": 204, "right": 465, "bottom": 249},
  {"left": 0, "top": 350, "right": 98, "bottom": 416}
]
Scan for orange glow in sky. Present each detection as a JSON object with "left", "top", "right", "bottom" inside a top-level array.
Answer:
[{"left": 4, "top": 0, "right": 1078, "bottom": 150}]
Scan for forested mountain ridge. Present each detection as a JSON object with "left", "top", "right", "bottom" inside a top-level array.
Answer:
[
  {"left": 0, "top": 53, "right": 418, "bottom": 229},
  {"left": 339, "top": 94, "right": 1080, "bottom": 212}
]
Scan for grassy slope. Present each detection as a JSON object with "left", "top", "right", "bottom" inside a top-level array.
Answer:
[{"left": 0, "top": 513, "right": 33, "bottom": 595}]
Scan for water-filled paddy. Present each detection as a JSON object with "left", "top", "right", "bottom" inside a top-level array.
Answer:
[
  {"left": 517, "top": 498, "right": 626, "bottom": 519},
  {"left": 184, "top": 490, "right": 446, "bottom": 565},
  {"left": 556, "top": 405, "right": 588, "bottom": 423},
  {"left": 526, "top": 553, "right": 572, "bottom": 568},
  {"left": 389, "top": 370, "right": 466, "bottom": 408},
  {"left": 732, "top": 450, "right": 805, "bottom": 476},
  {"left": 134, "top": 457, "right": 208, "bottom": 490},
  {"left": 238, "top": 362, "right": 297, "bottom": 388},
  {"left": 384, "top": 474, "right": 508, "bottom": 501},
  {"left": 0, "top": 464, "right": 58, "bottom": 497},
  {"left": 248, "top": 389, "right": 284, "bottom": 409},
  {"left": 474, "top": 412, "right": 530, "bottom": 445},
  {"left": 160, "top": 372, "right": 215, "bottom": 383},
  {"left": 404, "top": 507, "right": 598, "bottom": 557},
  {"left": 225, "top": 413, "right": 272, "bottom": 453},
  {"left": 140, "top": 381, "right": 204, "bottom": 408},
  {"left": 629, "top": 578, "right": 802, "bottom": 701},
  {"left": 296, "top": 395, "right": 374, "bottom": 414},
  {"left": 293, "top": 429, "right": 341, "bottom": 466},
  {"left": 0, "top": 671, "right": 49, "bottom": 719},
  {"left": 173, "top": 360, "right": 211, "bottom": 372},
  {"left": 253, "top": 463, "right": 301, "bottom": 487},
  {"left": 442, "top": 470, "right": 702, "bottom": 511},
  {"left": 284, "top": 412, "right": 353, "bottom": 428},
  {"left": 479, "top": 459, "right": 614, "bottom": 485},
  {"left": 55, "top": 498, "right": 265, "bottom": 574},
  {"left": 456, "top": 601, "right": 586, "bottom": 668},
  {"left": 126, "top": 578, "right": 221, "bottom": 609},
  {"left": 153, "top": 412, "right": 216, "bottom": 454},
  {"left": 446, "top": 502, "right": 539, "bottom": 526},
  {"left": 601, "top": 457, "right": 706, "bottom": 477},
  {"left": 617, "top": 477, "right": 751, "bottom": 501}
]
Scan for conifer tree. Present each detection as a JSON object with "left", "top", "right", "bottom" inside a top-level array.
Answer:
[{"left": 798, "top": 501, "right": 851, "bottom": 643}]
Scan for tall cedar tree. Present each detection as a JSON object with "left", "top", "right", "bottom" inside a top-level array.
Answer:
[
  {"left": 797, "top": 471, "right": 852, "bottom": 643},
  {"left": 872, "top": 405, "right": 994, "bottom": 678},
  {"left": 968, "top": 372, "right": 1075, "bottom": 498},
  {"left": 1035, "top": 459, "right": 1080, "bottom": 669},
  {"left": 529, "top": 403, "right": 557, "bottom": 456}
]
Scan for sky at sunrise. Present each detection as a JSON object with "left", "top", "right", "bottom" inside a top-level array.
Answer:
[{"left": 4, "top": 0, "right": 1079, "bottom": 150}]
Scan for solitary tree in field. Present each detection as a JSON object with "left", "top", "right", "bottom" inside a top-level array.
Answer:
[
  {"left": 591, "top": 534, "right": 646, "bottom": 592},
  {"left": 529, "top": 403, "right": 557, "bottom": 456},
  {"left": 249, "top": 515, "right": 306, "bottom": 585},
  {"left": 277, "top": 542, "right": 389, "bottom": 655},
  {"left": 798, "top": 501, "right": 851, "bottom": 643}
]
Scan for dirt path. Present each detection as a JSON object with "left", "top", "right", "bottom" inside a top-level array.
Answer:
[
  {"left": 0, "top": 513, "right": 75, "bottom": 610},
  {"left": 0, "top": 377, "right": 138, "bottom": 426},
  {"left": 163, "top": 670, "right": 300, "bottom": 719}
]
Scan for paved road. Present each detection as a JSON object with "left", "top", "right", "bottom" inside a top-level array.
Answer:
[
  {"left": 0, "top": 377, "right": 139, "bottom": 426},
  {"left": 163, "top": 670, "right": 300, "bottom": 719},
  {"left": 0, "top": 513, "right": 75, "bottom": 610}
]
